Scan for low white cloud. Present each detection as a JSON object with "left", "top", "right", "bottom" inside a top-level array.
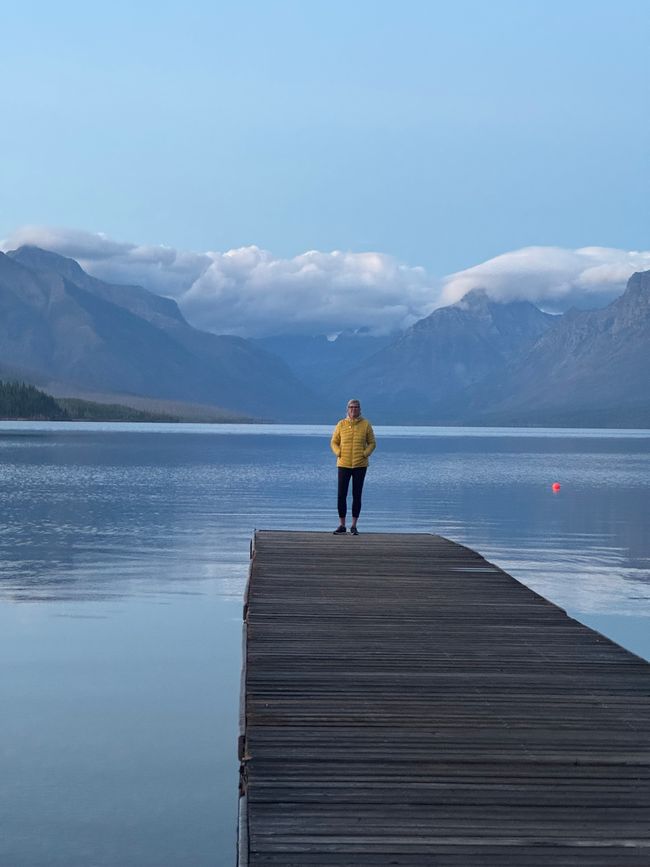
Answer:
[
  {"left": 2, "top": 227, "right": 649, "bottom": 335},
  {"left": 440, "top": 246, "right": 650, "bottom": 312},
  {"left": 4, "top": 225, "right": 132, "bottom": 259},
  {"left": 181, "top": 247, "right": 434, "bottom": 336},
  {"left": 1, "top": 225, "right": 212, "bottom": 297},
  {"left": 1, "top": 227, "right": 435, "bottom": 336}
]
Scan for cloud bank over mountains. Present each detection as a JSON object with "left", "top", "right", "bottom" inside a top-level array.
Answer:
[
  {"left": 2, "top": 226, "right": 648, "bottom": 338},
  {"left": 440, "top": 246, "right": 650, "bottom": 312}
]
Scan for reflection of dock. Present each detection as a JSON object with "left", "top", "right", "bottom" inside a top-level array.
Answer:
[{"left": 237, "top": 530, "right": 650, "bottom": 865}]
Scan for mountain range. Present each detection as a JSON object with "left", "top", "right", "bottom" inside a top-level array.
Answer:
[
  {"left": 343, "top": 289, "right": 555, "bottom": 422},
  {"left": 1, "top": 245, "right": 648, "bottom": 426},
  {"left": 0, "top": 246, "right": 317, "bottom": 420},
  {"left": 459, "top": 269, "right": 650, "bottom": 427}
]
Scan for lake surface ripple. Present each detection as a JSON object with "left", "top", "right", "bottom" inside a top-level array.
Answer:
[{"left": 1, "top": 423, "right": 648, "bottom": 866}]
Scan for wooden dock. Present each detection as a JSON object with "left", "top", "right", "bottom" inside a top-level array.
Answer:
[{"left": 237, "top": 531, "right": 650, "bottom": 865}]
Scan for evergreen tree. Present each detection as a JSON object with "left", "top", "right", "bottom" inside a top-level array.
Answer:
[{"left": 0, "top": 381, "right": 69, "bottom": 420}]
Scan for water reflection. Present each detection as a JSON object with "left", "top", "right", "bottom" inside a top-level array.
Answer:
[
  {"left": 0, "top": 423, "right": 648, "bottom": 867},
  {"left": 0, "top": 424, "right": 648, "bottom": 615}
]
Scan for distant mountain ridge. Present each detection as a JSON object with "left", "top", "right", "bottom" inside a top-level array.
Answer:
[
  {"left": 255, "top": 330, "right": 394, "bottom": 391},
  {"left": 0, "top": 244, "right": 647, "bottom": 426},
  {"left": 9, "top": 245, "right": 186, "bottom": 326},
  {"left": 0, "top": 246, "right": 318, "bottom": 420},
  {"left": 342, "top": 289, "right": 555, "bottom": 421},
  {"left": 459, "top": 269, "right": 650, "bottom": 427}
]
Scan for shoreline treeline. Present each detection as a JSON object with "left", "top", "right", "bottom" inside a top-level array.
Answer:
[{"left": 0, "top": 381, "right": 178, "bottom": 422}]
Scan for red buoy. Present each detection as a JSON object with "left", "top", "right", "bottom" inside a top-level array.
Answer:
[{"left": 552, "top": 482, "right": 561, "bottom": 492}]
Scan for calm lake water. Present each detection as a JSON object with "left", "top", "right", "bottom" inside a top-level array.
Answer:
[{"left": 1, "top": 422, "right": 649, "bottom": 866}]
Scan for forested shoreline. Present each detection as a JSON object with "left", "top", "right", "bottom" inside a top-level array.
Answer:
[
  {"left": 0, "top": 381, "right": 178, "bottom": 422},
  {"left": 0, "top": 381, "right": 68, "bottom": 420}
]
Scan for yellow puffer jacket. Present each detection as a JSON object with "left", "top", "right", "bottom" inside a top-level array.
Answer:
[{"left": 330, "top": 417, "right": 376, "bottom": 468}]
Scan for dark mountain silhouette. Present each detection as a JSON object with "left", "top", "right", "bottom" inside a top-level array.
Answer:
[{"left": 0, "top": 246, "right": 317, "bottom": 419}]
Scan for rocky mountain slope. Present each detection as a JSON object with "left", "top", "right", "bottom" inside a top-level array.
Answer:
[
  {"left": 344, "top": 289, "right": 555, "bottom": 421},
  {"left": 462, "top": 270, "right": 650, "bottom": 427},
  {"left": 0, "top": 246, "right": 317, "bottom": 419}
]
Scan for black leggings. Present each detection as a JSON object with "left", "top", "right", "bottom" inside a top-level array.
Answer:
[{"left": 337, "top": 467, "right": 367, "bottom": 520}]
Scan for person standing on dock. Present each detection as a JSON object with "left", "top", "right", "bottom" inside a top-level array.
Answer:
[{"left": 330, "top": 399, "right": 376, "bottom": 535}]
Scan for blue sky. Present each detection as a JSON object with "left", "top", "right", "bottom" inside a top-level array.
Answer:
[{"left": 2, "top": 0, "right": 648, "bottom": 279}]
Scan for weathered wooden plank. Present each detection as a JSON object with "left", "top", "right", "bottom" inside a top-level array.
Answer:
[{"left": 238, "top": 531, "right": 650, "bottom": 865}]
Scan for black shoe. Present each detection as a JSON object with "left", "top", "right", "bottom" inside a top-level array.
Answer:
[
  {"left": 333, "top": 525, "right": 347, "bottom": 535},
  {"left": 349, "top": 526, "right": 359, "bottom": 535}
]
